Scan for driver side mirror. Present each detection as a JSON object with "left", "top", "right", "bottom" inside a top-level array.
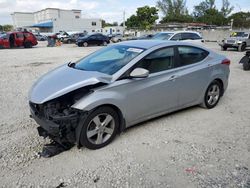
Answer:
[{"left": 130, "top": 68, "right": 149, "bottom": 78}]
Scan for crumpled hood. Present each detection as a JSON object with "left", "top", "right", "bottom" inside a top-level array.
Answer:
[{"left": 29, "top": 64, "right": 112, "bottom": 104}]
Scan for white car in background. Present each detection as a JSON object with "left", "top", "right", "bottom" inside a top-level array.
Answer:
[{"left": 152, "top": 31, "right": 204, "bottom": 43}]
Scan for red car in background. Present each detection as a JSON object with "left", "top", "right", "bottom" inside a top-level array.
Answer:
[{"left": 0, "top": 31, "right": 38, "bottom": 49}]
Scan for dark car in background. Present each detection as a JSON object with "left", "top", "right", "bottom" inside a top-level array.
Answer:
[
  {"left": 76, "top": 33, "right": 110, "bottom": 47},
  {"left": 63, "top": 32, "right": 86, "bottom": 44},
  {"left": 0, "top": 31, "right": 37, "bottom": 48}
]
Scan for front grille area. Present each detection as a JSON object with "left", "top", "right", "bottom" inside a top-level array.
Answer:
[
  {"left": 226, "top": 40, "right": 235, "bottom": 44},
  {"left": 29, "top": 102, "right": 44, "bottom": 117}
]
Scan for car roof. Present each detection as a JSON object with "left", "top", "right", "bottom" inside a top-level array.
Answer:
[
  {"left": 158, "top": 31, "right": 201, "bottom": 35},
  {"left": 116, "top": 40, "right": 202, "bottom": 50}
]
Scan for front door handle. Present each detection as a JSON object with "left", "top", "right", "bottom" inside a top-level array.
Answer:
[{"left": 169, "top": 75, "right": 178, "bottom": 81}]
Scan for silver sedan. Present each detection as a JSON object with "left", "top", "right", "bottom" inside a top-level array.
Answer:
[{"left": 29, "top": 40, "right": 230, "bottom": 150}]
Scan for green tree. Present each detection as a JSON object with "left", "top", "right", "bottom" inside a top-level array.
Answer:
[
  {"left": 157, "top": 0, "right": 193, "bottom": 23},
  {"left": 228, "top": 12, "right": 250, "bottom": 28},
  {"left": 193, "top": 0, "right": 231, "bottom": 26},
  {"left": 2, "top": 24, "right": 13, "bottom": 31},
  {"left": 193, "top": 0, "right": 215, "bottom": 17},
  {"left": 196, "top": 8, "right": 226, "bottom": 25},
  {"left": 221, "top": 0, "right": 234, "bottom": 17},
  {"left": 126, "top": 6, "right": 159, "bottom": 29},
  {"left": 102, "top": 20, "right": 120, "bottom": 28},
  {"left": 0, "top": 25, "right": 3, "bottom": 32}
]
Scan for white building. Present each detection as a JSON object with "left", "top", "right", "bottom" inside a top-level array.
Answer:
[
  {"left": 102, "top": 26, "right": 125, "bottom": 35},
  {"left": 11, "top": 8, "right": 102, "bottom": 33}
]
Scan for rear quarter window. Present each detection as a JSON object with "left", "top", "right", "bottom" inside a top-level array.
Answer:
[{"left": 178, "top": 46, "right": 209, "bottom": 66}]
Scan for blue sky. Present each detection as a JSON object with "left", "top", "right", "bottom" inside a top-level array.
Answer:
[{"left": 0, "top": 0, "right": 250, "bottom": 25}]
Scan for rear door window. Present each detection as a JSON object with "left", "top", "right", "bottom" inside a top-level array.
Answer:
[
  {"left": 170, "top": 33, "right": 182, "bottom": 41},
  {"left": 136, "top": 47, "right": 176, "bottom": 74},
  {"left": 177, "top": 46, "right": 209, "bottom": 66},
  {"left": 181, "top": 33, "right": 202, "bottom": 40}
]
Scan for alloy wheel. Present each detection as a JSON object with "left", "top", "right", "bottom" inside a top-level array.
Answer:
[
  {"left": 86, "top": 113, "right": 115, "bottom": 145},
  {"left": 207, "top": 84, "right": 220, "bottom": 106}
]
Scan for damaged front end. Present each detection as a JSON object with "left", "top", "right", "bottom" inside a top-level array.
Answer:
[
  {"left": 29, "top": 87, "right": 91, "bottom": 157},
  {"left": 28, "top": 64, "right": 112, "bottom": 157}
]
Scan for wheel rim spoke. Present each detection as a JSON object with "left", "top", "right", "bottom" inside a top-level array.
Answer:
[
  {"left": 208, "top": 96, "right": 213, "bottom": 104},
  {"left": 96, "top": 132, "right": 103, "bottom": 144},
  {"left": 103, "top": 115, "right": 113, "bottom": 127},
  {"left": 87, "top": 129, "right": 98, "bottom": 138},
  {"left": 93, "top": 116, "right": 101, "bottom": 126},
  {"left": 104, "top": 127, "right": 113, "bottom": 135}
]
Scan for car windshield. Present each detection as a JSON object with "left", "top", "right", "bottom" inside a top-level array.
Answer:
[
  {"left": 230, "top": 32, "right": 246, "bottom": 37},
  {"left": 0, "top": 34, "right": 7, "bottom": 39},
  {"left": 74, "top": 45, "right": 145, "bottom": 75},
  {"left": 152, "top": 33, "right": 173, "bottom": 40}
]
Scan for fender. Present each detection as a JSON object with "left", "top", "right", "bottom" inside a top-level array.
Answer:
[{"left": 72, "top": 90, "right": 127, "bottom": 147}]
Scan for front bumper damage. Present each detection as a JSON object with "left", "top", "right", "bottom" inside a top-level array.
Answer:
[{"left": 29, "top": 102, "right": 87, "bottom": 157}]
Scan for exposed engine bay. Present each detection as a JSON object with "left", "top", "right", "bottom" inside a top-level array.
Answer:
[{"left": 29, "top": 85, "right": 103, "bottom": 157}]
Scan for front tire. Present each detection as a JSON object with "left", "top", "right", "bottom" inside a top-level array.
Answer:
[
  {"left": 238, "top": 43, "right": 246, "bottom": 52},
  {"left": 201, "top": 80, "right": 222, "bottom": 109},
  {"left": 221, "top": 46, "right": 227, "bottom": 51},
  {"left": 80, "top": 107, "right": 119, "bottom": 149}
]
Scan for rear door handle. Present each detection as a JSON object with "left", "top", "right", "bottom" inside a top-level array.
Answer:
[{"left": 169, "top": 75, "right": 178, "bottom": 81}]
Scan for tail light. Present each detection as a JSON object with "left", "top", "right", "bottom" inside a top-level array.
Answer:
[{"left": 221, "top": 59, "right": 230, "bottom": 65}]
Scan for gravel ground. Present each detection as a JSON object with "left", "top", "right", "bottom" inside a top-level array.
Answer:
[{"left": 0, "top": 42, "right": 249, "bottom": 188}]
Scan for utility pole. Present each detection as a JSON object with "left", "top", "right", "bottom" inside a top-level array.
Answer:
[
  {"left": 123, "top": 10, "right": 126, "bottom": 36},
  {"left": 123, "top": 10, "right": 125, "bottom": 28}
]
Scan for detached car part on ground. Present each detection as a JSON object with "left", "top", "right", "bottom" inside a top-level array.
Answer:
[
  {"left": 29, "top": 40, "right": 230, "bottom": 157},
  {"left": 219, "top": 32, "right": 250, "bottom": 52},
  {"left": 0, "top": 31, "right": 37, "bottom": 49},
  {"left": 239, "top": 51, "right": 250, "bottom": 70}
]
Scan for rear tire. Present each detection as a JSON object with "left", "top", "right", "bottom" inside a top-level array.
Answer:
[
  {"left": 24, "top": 42, "right": 32, "bottom": 48},
  {"left": 103, "top": 41, "right": 108, "bottom": 46},
  {"left": 200, "top": 80, "right": 222, "bottom": 109},
  {"left": 243, "top": 59, "right": 250, "bottom": 70},
  {"left": 83, "top": 42, "right": 88, "bottom": 47},
  {"left": 80, "top": 106, "right": 119, "bottom": 149}
]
